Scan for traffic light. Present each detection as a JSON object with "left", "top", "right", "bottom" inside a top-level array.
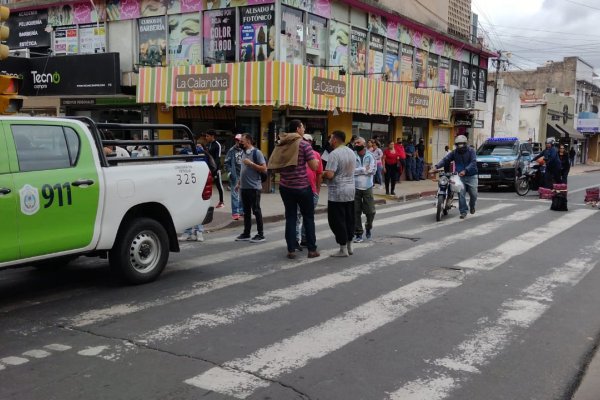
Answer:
[
  {"left": 0, "top": 75, "right": 23, "bottom": 114},
  {"left": 0, "top": 6, "right": 9, "bottom": 60}
]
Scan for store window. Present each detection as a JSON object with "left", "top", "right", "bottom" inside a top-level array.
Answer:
[
  {"left": 350, "top": 27, "right": 367, "bottom": 74},
  {"left": 138, "top": 16, "right": 167, "bottom": 66},
  {"left": 306, "top": 14, "right": 327, "bottom": 66},
  {"left": 203, "top": 8, "right": 236, "bottom": 64},
  {"left": 328, "top": 20, "right": 349, "bottom": 69},
  {"left": 168, "top": 13, "right": 201, "bottom": 66},
  {"left": 240, "top": 4, "right": 275, "bottom": 62},
  {"left": 281, "top": 6, "right": 304, "bottom": 65},
  {"left": 384, "top": 39, "right": 399, "bottom": 81},
  {"left": 368, "top": 33, "right": 384, "bottom": 78}
]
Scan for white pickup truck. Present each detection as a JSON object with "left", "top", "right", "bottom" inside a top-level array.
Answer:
[{"left": 0, "top": 117, "right": 213, "bottom": 284}]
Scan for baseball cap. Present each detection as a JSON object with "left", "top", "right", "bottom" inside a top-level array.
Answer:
[
  {"left": 303, "top": 134, "right": 313, "bottom": 141},
  {"left": 234, "top": 134, "right": 242, "bottom": 141}
]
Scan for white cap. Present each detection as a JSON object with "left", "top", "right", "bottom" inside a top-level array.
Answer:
[
  {"left": 303, "top": 134, "right": 313, "bottom": 141},
  {"left": 234, "top": 134, "right": 242, "bottom": 141}
]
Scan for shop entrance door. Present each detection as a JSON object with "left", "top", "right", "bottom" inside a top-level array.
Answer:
[{"left": 432, "top": 127, "right": 450, "bottom": 165}]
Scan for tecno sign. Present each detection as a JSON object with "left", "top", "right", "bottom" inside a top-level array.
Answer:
[
  {"left": 31, "top": 70, "right": 60, "bottom": 89},
  {"left": 175, "top": 73, "right": 230, "bottom": 92},
  {"left": 312, "top": 77, "right": 346, "bottom": 98}
]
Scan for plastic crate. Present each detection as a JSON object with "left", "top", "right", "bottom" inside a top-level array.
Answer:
[
  {"left": 538, "top": 187, "right": 554, "bottom": 200},
  {"left": 585, "top": 187, "right": 600, "bottom": 203}
]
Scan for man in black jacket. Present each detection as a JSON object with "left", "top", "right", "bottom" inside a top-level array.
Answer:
[{"left": 205, "top": 130, "right": 225, "bottom": 208}]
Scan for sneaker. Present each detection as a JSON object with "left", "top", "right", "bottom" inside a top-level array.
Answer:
[
  {"left": 235, "top": 233, "right": 250, "bottom": 241},
  {"left": 250, "top": 234, "right": 266, "bottom": 243},
  {"left": 365, "top": 229, "right": 371, "bottom": 240},
  {"left": 232, "top": 214, "right": 241, "bottom": 220},
  {"left": 195, "top": 232, "right": 204, "bottom": 242},
  {"left": 470, "top": 206, "right": 476, "bottom": 215},
  {"left": 460, "top": 214, "right": 467, "bottom": 219},
  {"left": 178, "top": 233, "right": 192, "bottom": 241},
  {"left": 216, "top": 202, "right": 225, "bottom": 209},
  {"left": 354, "top": 235, "right": 364, "bottom": 243}
]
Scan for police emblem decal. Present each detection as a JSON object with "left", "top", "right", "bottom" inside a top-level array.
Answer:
[{"left": 19, "top": 184, "right": 40, "bottom": 216}]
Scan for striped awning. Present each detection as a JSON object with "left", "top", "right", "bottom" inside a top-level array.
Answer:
[{"left": 137, "top": 61, "right": 451, "bottom": 120}]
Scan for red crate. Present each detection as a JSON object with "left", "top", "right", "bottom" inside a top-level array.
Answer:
[
  {"left": 538, "top": 187, "right": 554, "bottom": 199},
  {"left": 553, "top": 183, "right": 567, "bottom": 191},
  {"left": 585, "top": 187, "right": 600, "bottom": 202}
]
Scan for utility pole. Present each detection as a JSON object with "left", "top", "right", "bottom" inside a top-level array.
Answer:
[{"left": 490, "top": 51, "right": 501, "bottom": 138}]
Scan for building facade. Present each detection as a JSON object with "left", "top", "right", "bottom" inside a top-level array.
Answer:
[{"left": 4, "top": 0, "right": 493, "bottom": 166}]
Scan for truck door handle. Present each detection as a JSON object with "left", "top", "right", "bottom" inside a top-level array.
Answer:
[
  {"left": 72, "top": 179, "right": 95, "bottom": 187},
  {"left": 0, "top": 188, "right": 11, "bottom": 195}
]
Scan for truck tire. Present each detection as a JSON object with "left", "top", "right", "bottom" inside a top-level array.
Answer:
[{"left": 109, "top": 218, "right": 169, "bottom": 284}]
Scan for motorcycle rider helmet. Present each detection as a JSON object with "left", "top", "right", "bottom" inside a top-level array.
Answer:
[
  {"left": 545, "top": 137, "right": 556, "bottom": 145},
  {"left": 455, "top": 135, "right": 468, "bottom": 145}
]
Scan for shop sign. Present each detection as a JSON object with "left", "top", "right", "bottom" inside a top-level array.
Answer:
[
  {"left": 577, "top": 118, "right": 600, "bottom": 133},
  {"left": 312, "top": 77, "right": 346, "bottom": 98},
  {"left": 408, "top": 93, "right": 429, "bottom": 108},
  {"left": 473, "top": 119, "right": 484, "bottom": 128},
  {"left": 6, "top": 9, "right": 50, "bottom": 49},
  {"left": 61, "top": 98, "right": 96, "bottom": 106},
  {"left": 455, "top": 119, "right": 472, "bottom": 127},
  {"left": 175, "top": 73, "right": 230, "bottom": 92}
]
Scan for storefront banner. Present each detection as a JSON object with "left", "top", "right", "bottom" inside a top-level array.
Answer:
[
  {"left": 368, "top": 13, "right": 387, "bottom": 35},
  {"left": 54, "top": 25, "right": 78, "bottom": 54},
  {"left": 386, "top": 21, "right": 398, "bottom": 41},
  {"left": 137, "top": 61, "right": 450, "bottom": 120},
  {"left": 450, "top": 60, "right": 460, "bottom": 86},
  {"left": 477, "top": 68, "right": 487, "bottom": 102},
  {"left": 400, "top": 44, "right": 414, "bottom": 83},
  {"left": 139, "top": 16, "right": 167, "bottom": 66},
  {"left": 427, "top": 54, "right": 438, "bottom": 88},
  {"left": 168, "top": 0, "right": 203, "bottom": 14},
  {"left": 79, "top": 23, "right": 107, "bottom": 54},
  {"left": 281, "top": 0, "right": 331, "bottom": 18},
  {"left": 48, "top": 2, "right": 107, "bottom": 25},
  {"left": 438, "top": 57, "right": 450, "bottom": 90},
  {"left": 203, "top": 8, "right": 236, "bottom": 63},
  {"left": 460, "top": 63, "right": 470, "bottom": 89},
  {"left": 329, "top": 21, "right": 349, "bottom": 70},
  {"left": 368, "top": 34, "right": 385, "bottom": 78},
  {"left": 281, "top": 6, "right": 304, "bottom": 65},
  {"left": 384, "top": 40, "right": 400, "bottom": 81},
  {"left": 6, "top": 9, "right": 50, "bottom": 49},
  {"left": 240, "top": 4, "right": 275, "bottom": 62},
  {"left": 415, "top": 49, "right": 427, "bottom": 88},
  {"left": 203, "top": 0, "right": 275, "bottom": 10},
  {"left": 350, "top": 28, "right": 367, "bottom": 75},
  {"left": 306, "top": 14, "right": 326, "bottom": 62},
  {"left": 168, "top": 14, "right": 201, "bottom": 66},
  {"left": 140, "top": 0, "right": 168, "bottom": 17},
  {"left": 106, "top": 0, "right": 141, "bottom": 21},
  {"left": 470, "top": 65, "right": 478, "bottom": 91}
]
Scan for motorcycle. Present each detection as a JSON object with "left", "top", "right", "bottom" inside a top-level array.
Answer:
[
  {"left": 434, "top": 169, "right": 458, "bottom": 221},
  {"left": 515, "top": 161, "right": 544, "bottom": 196}
]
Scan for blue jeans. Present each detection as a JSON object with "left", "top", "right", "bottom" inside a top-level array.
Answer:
[
  {"left": 458, "top": 175, "right": 478, "bottom": 215},
  {"left": 230, "top": 174, "right": 242, "bottom": 215},
  {"left": 406, "top": 157, "right": 416, "bottom": 180},
  {"left": 185, "top": 224, "right": 204, "bottom": 235},
  {"left": 280, "top": 186, "right": 317, "bottom": 252},
  {"left": 416, "top": 157, "right": 424, "bottom": 180},
  {"left": 296, "top": 192, "right": 319, "bottom": 241}
]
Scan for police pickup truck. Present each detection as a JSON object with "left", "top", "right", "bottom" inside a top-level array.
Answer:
[
  {"left": 476, "top": 137, "right": 532, "bottom": 189},
  {"left": 0, "top": 117, "right": 213, "bottom": 284}
]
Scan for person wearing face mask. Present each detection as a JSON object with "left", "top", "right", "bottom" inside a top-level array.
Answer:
[
  {"left": 431, "top": 135, "right": 478, "bottom": 220},
  {"left": 353, "top": 137, "right": 376, "bottom": 243}
]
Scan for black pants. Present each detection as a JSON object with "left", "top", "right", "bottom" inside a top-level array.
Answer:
[
  {"left": 327, "top": 201, "right": 354, "bottom": 245},
  {"left": 214, "top": 170, "right": 224, "bottom": 203},
  {"left": 384, "top": 163, "right": 398, "bottom": 194},
  {"left": 241, "top": 188, "right": 263, "bottom": 235},
  {"left": 280, "top": 186, "right": 317, "bottom": 252}
]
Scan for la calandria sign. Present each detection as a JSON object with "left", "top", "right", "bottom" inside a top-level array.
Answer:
[
  {"left": 312, "top": 77, "right": 346, "bottom": 98},
  {"left": 175, "top": 73, "right": 230, "bottom": 92}
]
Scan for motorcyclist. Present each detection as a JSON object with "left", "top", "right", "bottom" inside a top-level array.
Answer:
[
  {"left": 532, "top": 137, "right": 560, "bottom": 188},
  {"left": 430, "top": 135, "right": 478, "bottom": 219}
]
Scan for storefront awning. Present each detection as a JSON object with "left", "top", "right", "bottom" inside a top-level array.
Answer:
[
  {"left": 550, "top": 123, "right": 585, "bottom": 140},
  {"left": 137, "top": 61, "right": 451, "bottom": 120}
]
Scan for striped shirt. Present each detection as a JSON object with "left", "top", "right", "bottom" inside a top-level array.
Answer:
[{"left": 279, "top": 140, "right": 315, "bottom": 190}]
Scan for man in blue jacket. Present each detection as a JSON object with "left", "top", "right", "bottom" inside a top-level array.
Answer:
[
  {"left": 432, "top": 135, "right": 478, "bottom": 219},
  {"left": 532, "top": 137, "right": 561, "bottom": 188}
]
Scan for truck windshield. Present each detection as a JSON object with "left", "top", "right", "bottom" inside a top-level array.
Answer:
[{"left": 477, "top": 143, "right": 518, "bottom": 156}]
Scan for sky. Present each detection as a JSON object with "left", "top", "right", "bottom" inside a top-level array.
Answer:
[{"left": 472, "top": 0, "right": 600, "bottom": 73}]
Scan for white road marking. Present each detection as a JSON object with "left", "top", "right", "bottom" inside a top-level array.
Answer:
[
  {"left": 77, "top": 346, "right": 109, "bottom": 357},
  {"left": 0, "top": 356, "right": 29, "bottom": 366},
  {"left": 184, "top": 278, "right": 461, "bottom": 399},
  {"left": 183, "top": 207, "right": 592, "bottom": 398},
  {"left": 141, "top": 205, "right": 539, "bottom": 344},
  {"left": 22, "top": 350, "right": 51, "bottom": 359},
  {"left": 457, "top": 208, "right": 596, "bottom": 272},
  {"left": 43, "top": 344, "right": 72, "bottom": 351},
  {"left": 387, "top": 244, "right": 600, "bottom": 400},
  {"left": 0, "top": 364, "right": 4, "bottom": 371}
]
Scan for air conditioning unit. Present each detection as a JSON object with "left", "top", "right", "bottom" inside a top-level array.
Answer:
[
  {"left": 453, "top": 89, "right": 475, "bottom": 108},
  {"left": 546, "top": 87, "right": 557, "bottom": 94}
]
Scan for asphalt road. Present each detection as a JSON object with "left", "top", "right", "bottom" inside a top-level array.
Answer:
[{"left": 1, "top": 172, "right": 600, "bottom": 400}]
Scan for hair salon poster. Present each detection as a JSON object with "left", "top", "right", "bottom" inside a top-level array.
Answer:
[
  {"left": 239, "top": 4, "right": 274, "bottom": 62},
  {"left": 384, "top": 40, "right": 399, "bottom": 81},
  {"left": 203, "top": 8, "right": 235, "bottom": 63},
  {"left": 138, "top": 16, "right": 167, "bottom": 66},
  {"left": 400, "top": 44, "right": 414, "bottom": 83},
  {"left": 168, "top": 13, "right": 201, "bottom": 65},
  {"left": 350, "top": 28, "right": 367, "bottom": 74}
]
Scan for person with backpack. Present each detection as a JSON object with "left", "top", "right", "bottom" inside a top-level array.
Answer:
[
  {"left": 431, "top": 135, "right": 478, "bottom": 220},
  {"left": 234, "top": 134, "right": 267, "bottom": 243},
  {"left": 224, "top": 134, "right": 244, "bottom": 220}
]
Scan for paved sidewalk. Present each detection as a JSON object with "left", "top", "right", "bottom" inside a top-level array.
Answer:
[{"left": 203, "top": 163, "right": 600, "bottom": 233}]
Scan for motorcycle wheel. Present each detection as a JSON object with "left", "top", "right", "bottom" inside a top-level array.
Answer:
[
  {"left": 436, "top": 194, "right": 444, "bottom": 221},
  {"left": 515, "top": 176, "right": 530, "bottom": 196},
  {"left": 443, "top": 192, "right": 453, "bottom": 215}
]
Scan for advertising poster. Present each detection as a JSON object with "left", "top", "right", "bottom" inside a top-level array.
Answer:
[
  {"left": 460, "top": 63, "right": 470, "bottom": 89},
  {"left": 368, "top": 13, "right": 387, "bottom": 35},
  {"left": 470, "top": 65, "right": 478, "bottom": 91},
  {"left": 7, "top": 10, "right": 51, "bottom": 49},
  {"left": 138, "top": 16, "right": 167, "bottom": 66},
  {"left": 204, "top": 0, "right": 275, "bottom": 10},
  {"left": 368, "top": 33, "right": 384, "bottom": 78},
  {"left": 72, "top": 2, "right": 107, "bottom": 24},
  {"left": 203, "top": 8, "right": 236, "bottom": 63},
  {"left": 79, "top": 23, "right": 106, "bottom": 53},
  {"left": 415, "top": 49, "right": 427, "bottom": 88},
  {"left": 168, "top": 13, "right": 201, "bottom": 65},
  {"left": 168, "top": 0, "right": 202, "bottom": 14},
  {"left": 439, "top": 57, "right": 450, "bottom": 90},
  {"left": 384, "top": 40, "right": 400, "bottom": 81},
  {"left": 350, "top": 28, "right": 367, "bottom": 74},
  {"left": 48, "top": 5, "right": 74, "bottom": 26},
  {"left": 427, "top": 54, "right": 438, "bottom": 88},
  {"left": 400, "top": 44, "right": 414, "bottom": 82},
  {"left": 450, "top": 59, "right": 460, "bottom": 86},
  {"left": 306, "top": 14, "right": 326, "bottom": 64},
  {"left": 478, "top": 68, "right": 487, "bottom": 102},
  {"left": 281, "top": 6, "right": 304, "bottom": 64},
  {"left": 281, "top": 0, "right": 331, "bottom": 18},
  {"left": 240, "top": 4, "right": 275, "bottom": 62},
  {"left": 54, "top": 25, "right": 78, "bottom": 54},
  {"left": 106, "top": 0, "right": 141, "bottom": 21},
  {"left": 329, "top": 21, "right": 349, "bottom": 69},
  {"left": 140, "top": 0, "right": 168, "bottom": 17}
]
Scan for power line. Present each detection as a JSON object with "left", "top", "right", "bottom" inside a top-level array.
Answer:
[{"left": 562, "top": 0, "right": 600, "bottom": 11}]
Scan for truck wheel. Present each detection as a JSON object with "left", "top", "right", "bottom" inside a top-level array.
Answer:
[{"left": 109, "top": 218, "right": 169, "bottom": 284}]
